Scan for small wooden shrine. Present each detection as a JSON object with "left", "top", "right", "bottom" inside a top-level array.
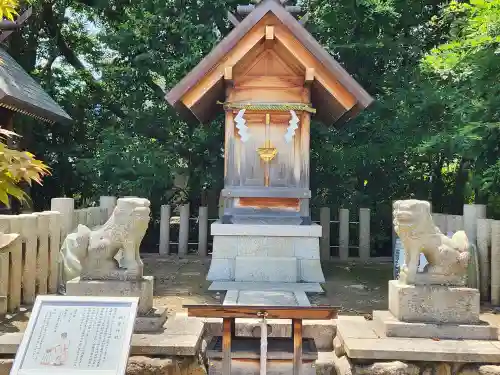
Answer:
[{"left": 167, "top": 0, "right": 372, "bottom": 226}]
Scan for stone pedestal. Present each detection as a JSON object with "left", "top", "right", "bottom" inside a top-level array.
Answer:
[
  {"left": 388, "top": 280, "right": 480, "bottom": 324},
  {"left": 373, "top": 280, "right": 498, "bottom": 340},
  {"left": 207, "top": 221, "right": 325, "bottom": 283},
  {"left": 66, "top": 276, "right": 167, "bottom": 333}
]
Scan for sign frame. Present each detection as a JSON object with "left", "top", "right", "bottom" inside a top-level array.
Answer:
[{"left": 11, "top": 295, "right": 139, "bottom": 375}]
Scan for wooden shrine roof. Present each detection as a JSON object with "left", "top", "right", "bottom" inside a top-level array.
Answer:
[
  {"left": 166, "top": 0, "right": 373, "bottom": 126},
  {"left": 0, "top": 48, "right": 72, "bottom": 124}
]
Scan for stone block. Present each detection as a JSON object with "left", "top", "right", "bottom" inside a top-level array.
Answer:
[
  {"left": 206, "top": 258, "right": 234, "bottom": 281},
  {"left": 293, "top": 237, "right": 320, "bottom": 259},
  {"left": 66, "top": 276, "right": 153, "bottom": 314},
  {"left": 374, "top": 310, "right": 498, "bottom": 340},
  {"left": 134, "top": 307, "right": 168, "bottom": 333},
  {"left": 388, "top": 280, "right": 480, "bottom": 324},
  {"left": 126, "top": 356, "right": 206, "bottom": 375},
  {"left": 299, "top": 259, "right": 326, "bottom": 282},
  {"left": 212, "top": 236, "right": 237, "bottom": 258},
  {"left": 234, "top": 256, "right": 297, "bottom": 282},
  {"left": 211, "top": 222, "right": 322, "bottom": 237}
]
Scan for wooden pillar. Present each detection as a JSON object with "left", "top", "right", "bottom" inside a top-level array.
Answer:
[
  {"left": 178, "top": 203, "right": 190, "bottom": 257},
  {"left": 222, "top": 318, "right": 233, "bottom": 375},
  {"left": 358, "top": 208, "right": 370, "bottom": 260},
  {"left": 339, "top": 209, "right": 349, "bottom": 261},
  {"left": 159, "top": 205, "right": 171, "bottom": 255},
  {"left": 292, "top": 319, "right": 303, "bottom": 375},
  {"left": 319, "top": 207, "right": 330, "bottom": 260},
  {"left": 198, "top": 206, "right": 208, "bottom": 257}
]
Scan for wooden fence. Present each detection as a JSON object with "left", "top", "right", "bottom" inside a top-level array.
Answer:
[
  {"left": 0, "top": 197, "right": 112, "bottom": 314},
  {"left": 158, "top": 204, "right": 373, "bottom": 261}
]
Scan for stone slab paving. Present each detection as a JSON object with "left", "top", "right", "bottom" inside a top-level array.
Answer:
[
  {"left": 223, "top": 290, "right": 311, "bottom": 306},
  {"left": 0, "top": 313, "right": 204, "bottom": 356},
  {"left": 337, "top": 316, "right": 500, "bottom": 363},
  {"left": 209, "top": 281, "right": 323, "bottom": 292}
]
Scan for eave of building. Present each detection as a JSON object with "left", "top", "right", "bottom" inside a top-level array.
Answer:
[
  {"left": 0, "top": 48, "right": 72, "bottom": 125},
  {"left": 166, "top": 0, "right": 373, "bottom": 126}
]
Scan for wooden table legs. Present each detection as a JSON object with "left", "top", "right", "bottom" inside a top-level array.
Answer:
[
  {"left": 220, "top": 316, "right": 304, "bottom": 375},
  {"left": 222, "top": 318, "right": 233, "bottom": 375},
  {"left": 292, "top": 318, "right": 303, "bottom": 375}
]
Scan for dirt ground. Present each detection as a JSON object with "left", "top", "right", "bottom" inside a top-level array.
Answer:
[
  {"left": 2, "top": 255, "right": 500, "bottom": 332},
  {"left": 146, "top": 255, "right": 393, "bottom": 316}
]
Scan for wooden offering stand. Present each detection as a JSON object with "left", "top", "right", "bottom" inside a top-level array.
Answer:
[{"left": 184, "top": 304, "right": 338, "bottom": 375}]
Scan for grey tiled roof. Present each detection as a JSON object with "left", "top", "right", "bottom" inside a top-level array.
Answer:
[{"left": 0, "top": 47, "right": 72, "bottom": 123}]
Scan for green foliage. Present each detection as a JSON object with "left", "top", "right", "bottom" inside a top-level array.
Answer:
[
  {"left": 0, "top": 130, "right": 50, "bottom": 207},
  {"left": 0, "top": 0, "right": 18, "bottom": 20}
]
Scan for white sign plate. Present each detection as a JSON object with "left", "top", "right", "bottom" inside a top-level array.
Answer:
[{"left": 11, "top": 295, "right": 139, "bottom": 375}]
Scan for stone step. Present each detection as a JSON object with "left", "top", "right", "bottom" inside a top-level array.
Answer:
[
  {"left": 208, "top": 281, "right": 324, "bottom": 293},
  {"left": 234, "top": 256, "right": 298, "bottom": 282}
]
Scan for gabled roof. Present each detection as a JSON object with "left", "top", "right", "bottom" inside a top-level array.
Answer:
[
  {"left": 166, "top": 0, "right": 373, "bottom": 126},
  {"left": 0, "top": 48, "right": 72, "bottom": 124}
]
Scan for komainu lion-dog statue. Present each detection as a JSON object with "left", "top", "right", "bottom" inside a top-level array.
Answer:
[
  {"left": 59, "top": 197, "right": 150, "bottom": 288},
  {"left": 393, "top": 199, "right": 470, "bottom": 285}
]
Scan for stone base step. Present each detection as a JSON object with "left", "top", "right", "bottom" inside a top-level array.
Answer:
[
  {"left": 336, "top": 315, "right": 500, "bottom": 363},
  {"left": 208, "top": 281, "right": 324, "bottom": 293},
  {"left": 223, "top": 290, "right": 311, "bottom": 306},
  {"left": 374, "top": 310, "right": 498, "bottom": 340}
]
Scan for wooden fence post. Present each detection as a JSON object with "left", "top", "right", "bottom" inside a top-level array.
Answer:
[
  {"left": 8, "top": 215, "right": 22, "bottom": 311},
  {"left": 477, "top": 218, "right": 491, "bottom": 301},
  {"left": 36, "top": 212, "right": 50, "bottom": 295},
  {"left": 178, "top": 203, "right": 190, "bottom": 257},
  {"left": 464, "top": 204, "right": 486, "bottom": 246},
  {"left": 320, "top": 207, "right": 330, "bottom": 260},
  {"left": 491, "top": 220, "right": 500, "bottom": 305},
  {"left": 198, "top": 206, "right": 208, "bottom": 257},
  {"left": 339, "top": 209, "right": 350, "bottom": 261},
  {"left": 359, "top": 208, "right": 370, "bottom": 260},
  {"left": 20, "top": 214, "right": 37, "bottom": 305},
  {"left": 51, "top": 197, "right": 75, "bottom": 239},
  {"left": 159, "top": 205, "right": 171, "bottom": 255},
  {"left": 99, "top": 196, "right": 117, "bottom": 222},
  {"left": 0, "top": 216, "right": 10, "bottom": 314},
  {"left": 47, "top": 211, "right": 61, "bottom": 294}
]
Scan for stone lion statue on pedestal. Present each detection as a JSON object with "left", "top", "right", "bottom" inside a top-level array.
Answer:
[
  {"left": 393, "top": 199, "right": 470, "bottom": 285},
  {"left": 59, "top": 197, "right": 150, "bottom": 286}
]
